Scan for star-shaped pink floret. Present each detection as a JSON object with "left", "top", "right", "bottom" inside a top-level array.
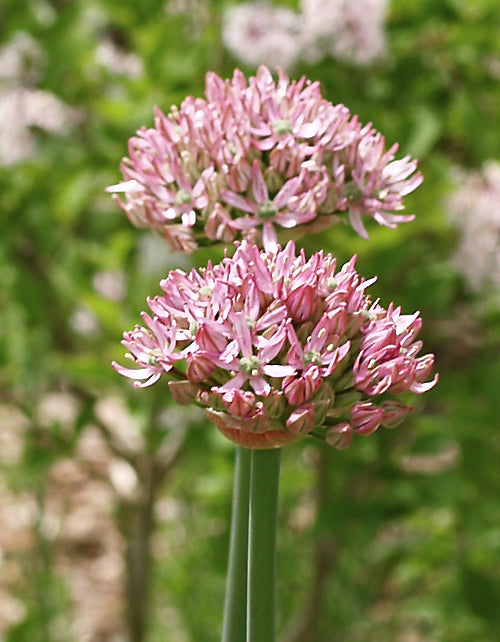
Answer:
[
  {"left": 221, "top": 160, "right": 317, "bottom": 251},
  {"left": 216, "top": 307, "right": 295, "bottom": 395}
]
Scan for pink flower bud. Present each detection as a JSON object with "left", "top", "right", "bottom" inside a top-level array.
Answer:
[
  {"left": 283, "top": 367, "right": 322, "bottom": 406},
  {"left": 168, "top": 380, "right": 200, "bottom": 406},
  {"left": 186, "top": 353, "right": 216, "bottom": 382},
  {"left": 196, "top": 322, "right": 228, "bottom": 353},
  {"left": 326, "top": 423, "right": 353, "bottom": 449},
  {"left": 227, "top": 159, "right": 252, "bottom": 192},
  {"left": 351, "top": 401, "right": 384, "bottom": 435},
  {"left": 286, "top": 405, "right": 315, "bottom": 434},
  {"left": 286, "top": 285, "right": 318, "bottom": 323},
  {"left": 222, "top": 389, "right": 256, "bottom": 418},
  {"left": 380, "top": 400, "right": 413, "bottom": 428},
  {"left": 261, "top": 390, "right": 286, "bottom": 419}
]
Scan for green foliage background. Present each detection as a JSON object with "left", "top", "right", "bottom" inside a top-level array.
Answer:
[{"left": 1, "top": 0, "right": 500, "bottom": 640}]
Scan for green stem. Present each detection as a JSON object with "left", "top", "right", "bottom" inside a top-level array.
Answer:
[
  {"left": 222, "top": 445, "right": 252, "bottom": 642},
  {"left": 247, "top": 448, "right": 281, "bottom": 642}
]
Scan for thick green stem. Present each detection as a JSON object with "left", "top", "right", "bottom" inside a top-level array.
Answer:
[
  {"left": 247, "top": 448, "right": 281, "bottom": 642},
  {"left": 222, "top": 446, "right": 252, "bottom": 642}
]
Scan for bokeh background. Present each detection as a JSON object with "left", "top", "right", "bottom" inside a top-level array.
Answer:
[{"left": 1, "top": 0, "right": 500, "bottom": 640}]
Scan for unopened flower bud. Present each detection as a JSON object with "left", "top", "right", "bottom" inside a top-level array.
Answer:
[
  {"left": 261, "top": 390, "right": 286, "bottom": 419},
  {"left": 286, "top": 285, "right": 317, "bottom": 323},
  {"left": 351, "top": 402, "right": 384, "bottom": 435},
  {"left": 168, "top": 380, "right": 200, "bottom": 406},
  {"left": 186, "top": 353, "right": 216, "bottom": 382},
  {"left": 380, "top": 400, "right": 413, "bottom": 428},
  {"left": 286, "top": 405, "right": 315, "bottom": 434},
  {"left": 326, "top": 422, "right": 353, "bottom": 449},
  {"left": 283, "top": 367, "right": 321, "bottom": 406},
  {"left": 222, "top": 389, "right": 256, "bottom": 418}
]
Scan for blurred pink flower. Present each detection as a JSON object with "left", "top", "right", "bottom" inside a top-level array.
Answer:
[
  {"left": 107, "top": 66, "right": 422, "bottom": 252},
  {"left": 113, "top": 241, "right": 437, "bottom": 449}
]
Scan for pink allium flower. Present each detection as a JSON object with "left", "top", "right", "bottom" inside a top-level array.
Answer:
[
  {"left": 107, "top": 66, "right": 422, "bottom": 253},
  {"left": 113, "top": 241, "right": 437, "bottom": 449}
]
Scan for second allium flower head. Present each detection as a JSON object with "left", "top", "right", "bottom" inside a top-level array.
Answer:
[
  {"left": 113, "top": 241, "right": 437, "bottom": 449},
  {"left": 107, "top": 66, "right": 422, "bottom": 253}
]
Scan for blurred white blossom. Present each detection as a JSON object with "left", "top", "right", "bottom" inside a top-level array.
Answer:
[
  {"left": 70, "top": 307, "right": 101, "bottom": 337},
  {"left": 0, "top": 31, "right": 46, "bottom": 84},
  {"left": 0, "top": 32, "right": 79, "bottom": 167},
  {"left": 222, "top": 0, "right": 389, "bottom": 69},
  {"left": 95, "top": 38, "right": 143, "bottom": 77},
  {"left": 300, "top": 0, "right": 388, "bottom": 64},
  {"left": 92, "top": 269, "right": 127, "bottom": 302},
  {"left": 222, "top": 2, "right": 302, "bottom": 70},
  {"left": 446, "top": 161, "right": 500, "bottom": 292},
  {"left": 165, "top": 0, "right": 210, "bottom": 37}
]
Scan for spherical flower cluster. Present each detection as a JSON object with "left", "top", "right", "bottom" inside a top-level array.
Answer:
[
  {"left": 113, "top": 241, "right": 437, "bottom": 449},
  {"left": 107, "top": 66, "right": 422, "bottom": 253}
]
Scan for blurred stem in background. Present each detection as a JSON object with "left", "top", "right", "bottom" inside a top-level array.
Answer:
[
  {"left": 284, "top": 447, "right": 337, "bottom": 642},
  {"left": 120, "top": 417, "right": 187, "bottom": 642}
]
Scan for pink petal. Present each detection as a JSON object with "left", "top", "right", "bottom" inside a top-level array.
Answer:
[
  {"left": 233, "top": 312, "right": 253, "bottom": 357},
  {"left": 262, "top": 222, "right": 278, "bottom": 252},
  {"left": 221, "top": 189, "right": 258, "bottom": 214},
  {"left": 263, "top": 364, "right": 296, "bottom": 378},
  {"left": 250, "top": 375, "right": 271, "bottom": 396},
  {"left": 229, "top": 215, "right": 260, "bottom": 230},
  {"left": 410, "top": 373, "right": 439, "bottom": 393},
  {"left": 348, "top": 207, "right": 369, "bottom": 240},
  {"left": 112, "top": 361, "right": 156, "bottom": 380},
  {"left": 251, "top": 160, "right": 268, "bottom": 203},
  {"left": 106, "top": 179, "right": 141, "bottom": 193},
  {"left": 273, "top": 176, "right": 301, "bottom": 209}
]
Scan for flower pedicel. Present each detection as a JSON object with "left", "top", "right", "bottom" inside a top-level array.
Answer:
[{"left": 113, "top": 241, "right": 437, "bottom": 449}]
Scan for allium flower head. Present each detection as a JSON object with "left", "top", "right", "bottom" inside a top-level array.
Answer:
[
  {"left": 107, "top": 66, "right": 422, "bottom": 253},
  {"left": 113, "top": 241, "right": 437, "bottom": 449}
]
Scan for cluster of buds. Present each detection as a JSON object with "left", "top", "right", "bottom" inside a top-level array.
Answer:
[
  {"left": 107, "top": 66, "right": 422, "bottom": 253},
  {"left": 113, "top": 241, "right": 437, "bottom": 449}
]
